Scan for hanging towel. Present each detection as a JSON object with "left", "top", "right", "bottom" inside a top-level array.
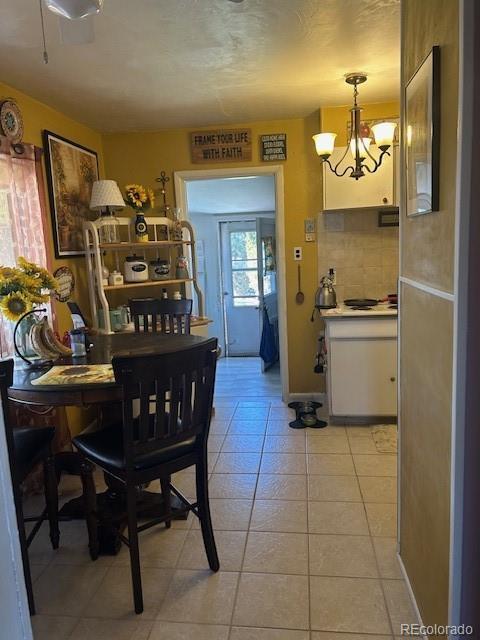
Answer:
[{"left": 259, "top": 306, "right": 278, "bottom": 364}]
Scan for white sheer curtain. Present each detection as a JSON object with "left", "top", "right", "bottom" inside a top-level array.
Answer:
[{"left": 0, "top": 140, "right": 50, "bottom": 356}]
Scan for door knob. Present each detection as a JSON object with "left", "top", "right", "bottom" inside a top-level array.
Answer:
[{"left": 390, "top": 376, "right": 396, "bottom": 382}]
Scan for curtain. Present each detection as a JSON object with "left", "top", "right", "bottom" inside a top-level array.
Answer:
[{"left": 0, "top": 137, "right": 51, "bottom": 356}]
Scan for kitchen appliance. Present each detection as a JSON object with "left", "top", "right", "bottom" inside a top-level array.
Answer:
[
  {"left": 123, "top": 254, "right": 148, "bottom": 283},
  {"left": 315, "top": 274, "right": 337, "bottom": 309}
]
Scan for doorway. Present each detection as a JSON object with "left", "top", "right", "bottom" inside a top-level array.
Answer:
[{"left": 174, "top": 166, "right": 288, "bottom": 399}]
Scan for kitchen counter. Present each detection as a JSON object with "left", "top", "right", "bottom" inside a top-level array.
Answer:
[{"left": 320, "top": 302, "right": 397, "bottom": 318}]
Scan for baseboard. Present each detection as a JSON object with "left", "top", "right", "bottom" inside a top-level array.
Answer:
[
  {"left": 287, "top": 392, "right": 326, "bottom": 404},
  {"left": 397, "top": 552, "right": 427, "bottom": 639}
]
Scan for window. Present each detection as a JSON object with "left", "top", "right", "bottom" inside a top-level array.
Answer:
[
  {"left": 229, "top": 230, "right": 259, "bottom": 307},
  {"left": 0, "top": 150, "right": 50, "bottom": 355}
]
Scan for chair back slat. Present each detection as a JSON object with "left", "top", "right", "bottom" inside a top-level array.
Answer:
[
  {"left": 129, "top": 298, "right": 193, "bottom": 334},
  {"left": 154, "top": 382, "right": 167, "bottom": 439},
  {"left": 112, "top": 338, "right": 218, "bottom": 473},
  {"left": 138, "top": 382, "right": 151, "bottom": 442}
]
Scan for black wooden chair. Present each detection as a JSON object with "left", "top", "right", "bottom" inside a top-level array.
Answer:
[
  {"left": 0, "top": 359, "right": 59, "bottom": 616},
  {"left": 72, "top": 338, "right": 219, "bottom": 614},
  {"left": 129, "top": 298, "right": 193, "bottom": 334}
]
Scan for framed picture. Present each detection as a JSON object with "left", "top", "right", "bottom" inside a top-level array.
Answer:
[
  {"left": 43, "top": 130, "right": 99, "bottom": 257},
  {"left": 405, "top": 46, "right": 440, "bottom": 216}
]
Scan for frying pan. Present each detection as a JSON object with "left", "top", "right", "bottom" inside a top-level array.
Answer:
[{"left": 344, "top": 298, "right": 379, "bottom": 308}]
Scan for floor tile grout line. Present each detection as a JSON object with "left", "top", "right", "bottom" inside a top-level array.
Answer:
[
  {"left": 226, "top": 406, "right": 270, "bottom": 640},
  {"left": 348, "top": 431, "right": 397, "bottom": 638}
]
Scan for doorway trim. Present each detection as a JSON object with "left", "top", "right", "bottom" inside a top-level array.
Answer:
[{"left": 174, "top": 166, "right": 288, "bottom": 400}]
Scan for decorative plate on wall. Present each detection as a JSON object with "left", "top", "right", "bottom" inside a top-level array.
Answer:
[
  {"left": 0, "top": 99, "right": 24, "bottom": 144},
  {"left": 53, "top": 266, "right": 75, "bottom": 302}
]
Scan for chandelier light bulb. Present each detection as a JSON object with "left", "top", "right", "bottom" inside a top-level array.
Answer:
[
  {"left": 312, "top": 133, "right": 337, "bottom": 159},
  {"left": 349, "top": 137, "right": 371, "bottom": 160},
  {"left": 371, "top": 122, "right": 397, "bottom": 150}
]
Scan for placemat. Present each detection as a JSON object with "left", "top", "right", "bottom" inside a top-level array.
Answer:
[{"left": 31, "top": 364, "right": 115, "bottom": 386}]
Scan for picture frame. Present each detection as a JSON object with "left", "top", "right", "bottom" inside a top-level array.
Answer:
[
  {"left": 405, "top": 46, "right": 440, "bottom": 216},
  {"left": 43, "top": 130, "right": 99, "bottom": 257}
]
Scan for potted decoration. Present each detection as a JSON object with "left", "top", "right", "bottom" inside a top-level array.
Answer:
[
  {"left": 0, "top": 257, "right": 69, "bottom": 365},
  {"left": 124, "top": 184, "right": 155, "bottom": 242}
]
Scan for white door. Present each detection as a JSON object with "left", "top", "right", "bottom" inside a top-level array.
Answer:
[{"left": 220, "top": 221, "right": 261, "bottom": 356}]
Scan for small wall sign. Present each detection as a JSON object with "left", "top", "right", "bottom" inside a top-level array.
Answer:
[
  {"left": 190, "top": 128, "right": 252, "bottom": 163},
  {"left": 260, "top": 134, "right": 287, "bottom": 161},
  {"left": 53, "top": 266, "right": 75, "bottom": 302}
]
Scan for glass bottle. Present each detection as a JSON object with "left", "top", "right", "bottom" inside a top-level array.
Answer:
[{"left": 98, "top": 209, "right": 120, "bottom": 244}]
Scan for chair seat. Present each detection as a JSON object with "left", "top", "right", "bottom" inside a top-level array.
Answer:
[
  {"left": 13, "top": 427, "right": 55, "bottom": 482},
  {"left": 73, "top": 417, "right": 197, "bottom": 473}
]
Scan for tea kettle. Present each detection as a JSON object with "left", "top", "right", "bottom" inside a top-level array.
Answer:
[{"left": 311, "top": 271, "right": 337, "bottom": 321}]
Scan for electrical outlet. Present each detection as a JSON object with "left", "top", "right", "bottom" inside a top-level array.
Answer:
[
  {"left": 294, "top": 247, "right": 302, "bottom": 261},
  {"left": 329, "top": 267, "right": 336, "bottom": 284}
]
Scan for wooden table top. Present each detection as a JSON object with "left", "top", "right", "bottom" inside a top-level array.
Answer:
[{"left": 9, "top": 332, "right": 213, "bottom": 406}]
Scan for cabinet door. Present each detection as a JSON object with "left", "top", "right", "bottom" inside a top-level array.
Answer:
[
  {"left": 329, "top": 338, "right": 397, "bottom": 416},
  {"left": 323, "top": 146, "right": 394, "bottom": 211}
]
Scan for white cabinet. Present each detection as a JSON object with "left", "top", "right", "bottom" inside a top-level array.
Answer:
[
  {"left": 325, "top": 316, "right": 397, "bottom": 418},
  {"left": 323, "top": 145, "right": 396, "bottom": 212}
]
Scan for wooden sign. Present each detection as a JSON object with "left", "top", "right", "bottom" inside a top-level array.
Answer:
[
  {"left": 190, "top": 129, "right": 252, "bottom": 163},
  {"left": 260, "top": 133, "right": 287, "bottom": 161}
]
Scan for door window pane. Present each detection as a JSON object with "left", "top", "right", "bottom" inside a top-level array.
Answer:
[
  {"left": 230, "top": 231, "right": 257, "bottom": 260},
  {"left": 232, "top": 270, "right": 259, "bottom": 298}
]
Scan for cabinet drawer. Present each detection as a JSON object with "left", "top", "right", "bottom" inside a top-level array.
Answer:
[{"left": 327, "top": 317, "right": 398, "bottom": 339}]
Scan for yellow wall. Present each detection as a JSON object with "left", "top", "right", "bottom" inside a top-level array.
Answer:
[
  {"left": 321, "top": 101, "right": 400, "bottom": 145},
  {"left": 102, "top": 114, "right": 322, "bottom": 393},
  {"left": 0, "top": 81, "right": 105, "bottom": 335},
  {"left": 0, "top": 81, "right": 104, "bottom": 434},
  {"left": 399, "top": 0, "right": 459, "bottom": 631}
]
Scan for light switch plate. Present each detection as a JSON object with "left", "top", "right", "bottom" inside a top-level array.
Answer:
[{"left": 294, "top": 247, "right": 302, "bottom": 261}]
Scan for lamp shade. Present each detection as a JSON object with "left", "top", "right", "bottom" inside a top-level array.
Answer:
[
  {"left": 313, "top": 133, "right": 336, "bottom": 158},
  {"left": 371, "top": 122, "right": 397, "bottom": 149},
  {"left": 90, "top": 180, "right": 125, "bottom": 210},
  {"left": 349, "top": 137, "right": 371, "bottom": 160}
]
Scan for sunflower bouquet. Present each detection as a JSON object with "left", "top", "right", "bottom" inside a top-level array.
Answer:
[
  {"left": 0, "top": 257, "right": 57, "bottom": 322},
  {"left": 124, "top": 184, "right": 155, "bottom": 213}
]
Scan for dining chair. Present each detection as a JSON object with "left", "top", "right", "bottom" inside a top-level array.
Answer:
[
  {"left": 129, "top": 297, "right": 193, "bottom": 334},
  {"left": 72, "top": 338, "right": 219, "bottom": 614},
  {"left": 0, "top": 359, "right": 59, "bottom": 616}
]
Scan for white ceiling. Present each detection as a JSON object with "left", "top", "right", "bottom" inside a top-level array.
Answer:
[
  {"left": 0, "top": 0, "right": 400, "bottom": 132},
  {"left": 186, "top": 176, "right": 275, "bottom": 214}
]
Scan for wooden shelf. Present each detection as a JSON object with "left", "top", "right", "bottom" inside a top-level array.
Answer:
[
  {"left": 103, "top": 278, "right": 193, "bottom": 291},
  {"left": 97, "top": 241, "right": 192, "bottom": 250}
]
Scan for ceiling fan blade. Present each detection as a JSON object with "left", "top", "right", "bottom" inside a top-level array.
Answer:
[{"left": 58, "top": 14, "right": 95, "bottom": 44}]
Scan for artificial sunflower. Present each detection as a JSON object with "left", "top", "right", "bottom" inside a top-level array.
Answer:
[
  {"left": 0, "top": 291, "right": 32, "bottom": 321},
  {"left": 124, "top": 183, "right": 155, "bottom": 214}
]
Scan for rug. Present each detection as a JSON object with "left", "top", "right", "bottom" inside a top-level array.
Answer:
[{"left": 372, "top": 425, "right": 397, "bottom": 454}]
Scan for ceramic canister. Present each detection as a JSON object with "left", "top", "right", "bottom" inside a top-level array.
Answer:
[
  {"left": 148, "top": 259, "right": 170, "bottom": 280},
  {"left": 123, "top": 254, "right": 148, "bottom": 282}
]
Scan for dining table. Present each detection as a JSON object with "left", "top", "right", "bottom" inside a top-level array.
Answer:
[{"left": 8, "top": 331, "right": 213, "bottom": 555}]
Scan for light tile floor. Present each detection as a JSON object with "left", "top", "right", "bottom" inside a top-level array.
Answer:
[{"left": 27, "top": 357, "right": 419, "bottom": 639}]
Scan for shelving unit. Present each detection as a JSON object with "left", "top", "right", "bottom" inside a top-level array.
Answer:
[{"left": 83, "top": 216, "right": 205, "bottom": 334}]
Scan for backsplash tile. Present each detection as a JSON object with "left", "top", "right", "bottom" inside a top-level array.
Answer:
[{"left": 317, "top": 210, "right": 399, "bottom": 301}]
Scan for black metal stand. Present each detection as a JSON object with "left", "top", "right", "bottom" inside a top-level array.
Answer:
[{"left": 287, "top": 401, "right": 327, "bottom": 430}]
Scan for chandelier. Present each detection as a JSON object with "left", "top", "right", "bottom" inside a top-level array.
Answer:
[{"left": 313, "top": 73, "right": 397, "bottom": 180}]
